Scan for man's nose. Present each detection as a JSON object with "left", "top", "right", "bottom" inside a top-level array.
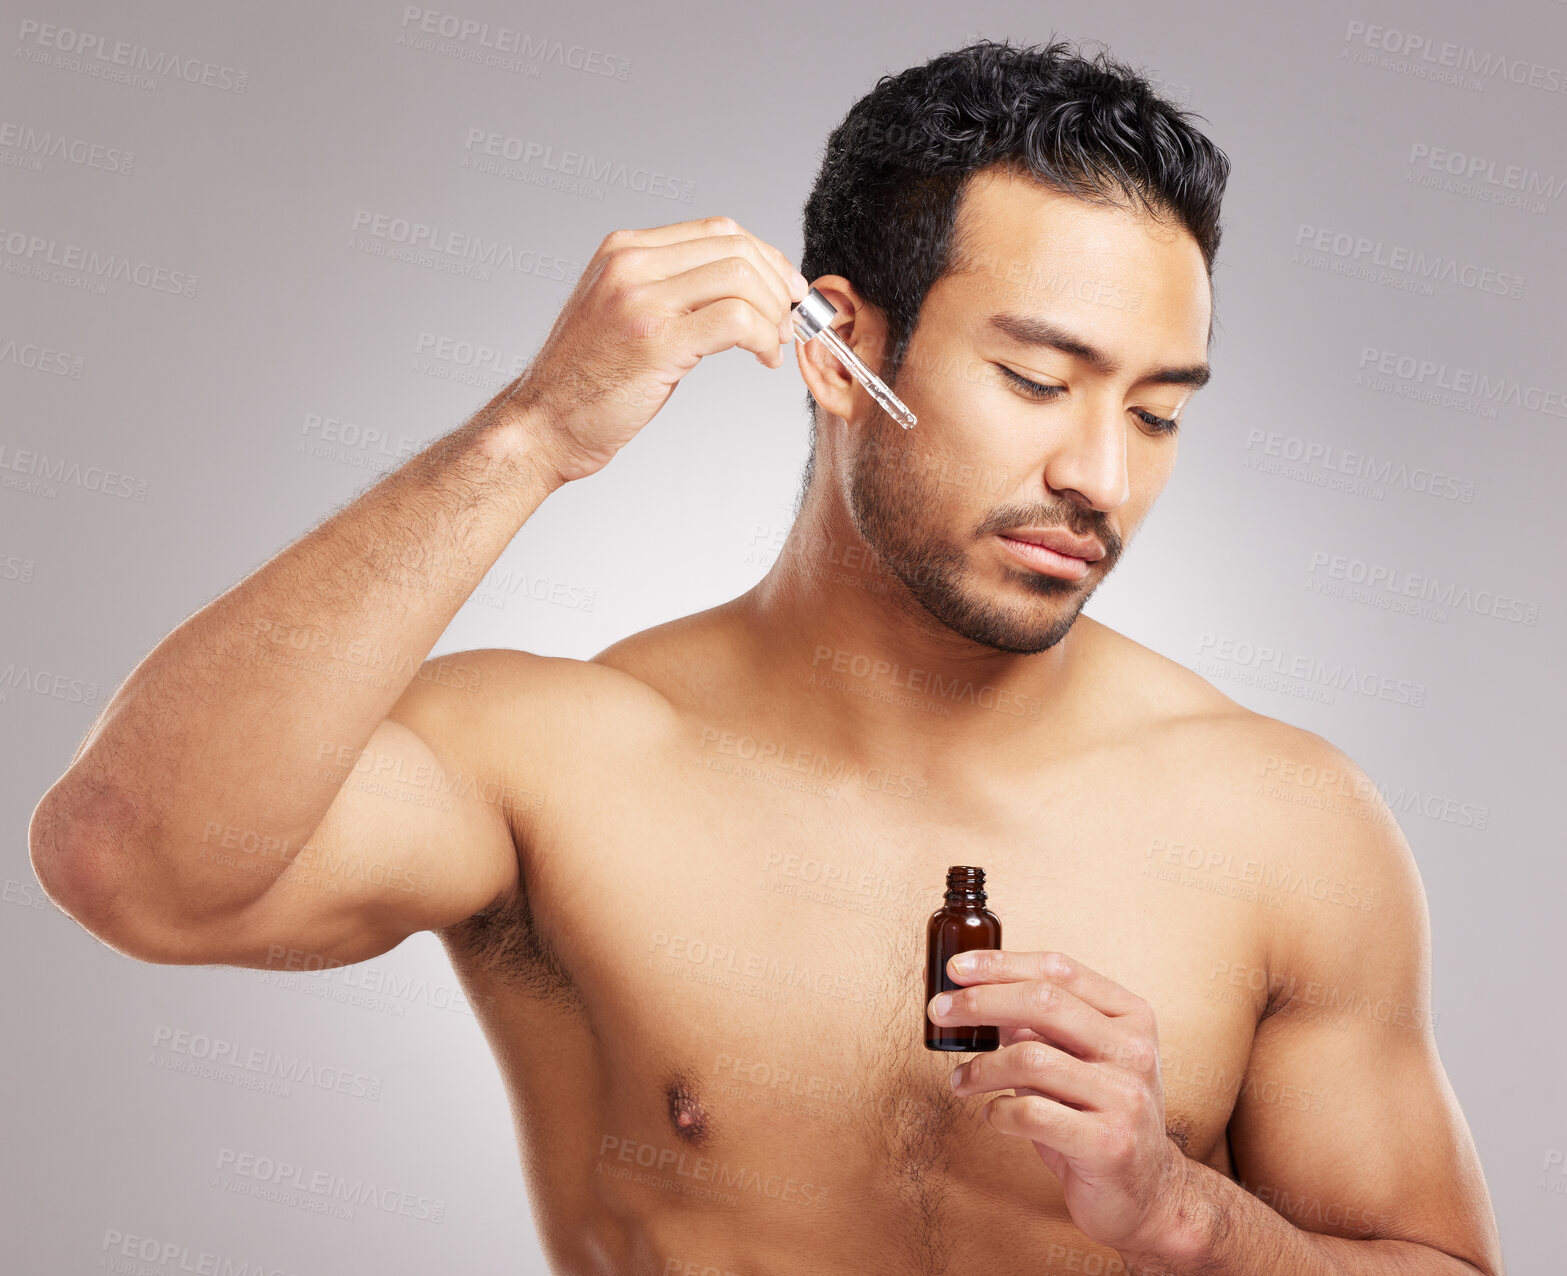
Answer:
[{"left": 1039, "top": 400, "right": 1131, "bottom": 512}]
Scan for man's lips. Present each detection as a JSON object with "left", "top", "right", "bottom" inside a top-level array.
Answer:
[
  {"left": 1000, "top": 527, "right": 1105, "bottom": 561},
  {"left": 995, "top": 527, "right": 1105, "bottom": 582}
]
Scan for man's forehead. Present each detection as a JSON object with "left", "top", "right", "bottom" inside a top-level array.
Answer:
[
  {"left": 936, "top": 168, "right": 1212, "bottom": 352},
  {"left": 955, "top": 163, "right": 1182, "bottom": 244},
  {"left": 948, "top": 170, "right": 1190, "bottom": 292}
]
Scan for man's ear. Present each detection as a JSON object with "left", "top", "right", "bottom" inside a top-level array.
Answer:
[{"left": 795, "top": 276, "right": 894, "bottom": 424}]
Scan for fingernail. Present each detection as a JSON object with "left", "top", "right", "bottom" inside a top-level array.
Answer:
[
  {"left": 793, "top": 270, "right": 810, "bottom": 297},
  {"left": 931, "top": 993, "right": 952, "bottom": 1018},
  {"left": 950, "top": 1064, "right": 964, "bottom": 1089},
  {"left": 950, "top": 953, "right": 975, "bottom": 974}
]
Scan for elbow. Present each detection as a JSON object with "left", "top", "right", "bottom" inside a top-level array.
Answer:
[
  {"left": 28, "top": 780, "right": 199, "bottom": 965},
  {"left": 29, "top": 780, "right": 123, "bottom": 927}
]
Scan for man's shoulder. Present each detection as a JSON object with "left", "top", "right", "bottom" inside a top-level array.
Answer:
[
  {"left": 585, "top": 603, "right": 735, "bottom": 698},
  {"left": 1086, "top": 618, "right": 1415, "bottom": 872},
  {"left": 1084, "top": 619, "right": 1370, "bottom": 784},
  {"left": 395, "top": 601, "right": 749, "bottom": 770},
  {"left": 1077, "top": 617, "right": 1276, "bottom": 763},
  {"left": 1092, "top": 624, "right": 1430, "bottom": 991},
  {"left": 394, "top": 635, "right": 690, "bottom": 780},
  {"left": 410, "top": 642, "right": 675, "bottom": 717}
]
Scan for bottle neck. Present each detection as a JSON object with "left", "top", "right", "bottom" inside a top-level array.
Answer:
[{"left": 944, "top": 865, "right": 986, "bottom": 907}]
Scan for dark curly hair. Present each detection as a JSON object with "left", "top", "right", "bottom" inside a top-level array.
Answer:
[{"left": 798, "top": 37, "right": 1230, "bottom": 432}]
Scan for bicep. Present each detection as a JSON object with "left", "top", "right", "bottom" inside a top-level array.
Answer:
[
  {"left": 1226, "top": 790, "right": 1500, "bottom": 1268},
  {"left": 1230, "top": 987, "right": 1485, "bottom": 1247},
  {"left": 228, "top": 714, "right": 517, "bottom": 965},
  {"left": 211, "top": 708, "right": 519, "bottom": 968},
  {"left": 207, "top": 645, "right": 671, "bottom": 971},
  {"left": 203, "top": 647, "right": 561, "bottom": 969}
]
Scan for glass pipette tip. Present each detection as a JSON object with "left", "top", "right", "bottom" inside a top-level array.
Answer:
[{"left": 791, "top": 287, "right": 916, "bottom": 429}]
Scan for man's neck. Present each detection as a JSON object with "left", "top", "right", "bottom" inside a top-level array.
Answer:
[{"left": 729, "top": 491, "right": 1097, "bottom": 771}]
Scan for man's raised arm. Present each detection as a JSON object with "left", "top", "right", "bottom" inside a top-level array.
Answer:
[{"left": 27, "top": 215, "right": 808, "bottom": 969}]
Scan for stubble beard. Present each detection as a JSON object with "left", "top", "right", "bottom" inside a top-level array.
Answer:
[{"left": 846, "top": 427, "right": 1117, "bottom": 656}]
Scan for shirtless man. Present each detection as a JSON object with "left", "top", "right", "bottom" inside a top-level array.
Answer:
[{"left": 29, "top": 40, "right": 1502, "bottom": 1276}]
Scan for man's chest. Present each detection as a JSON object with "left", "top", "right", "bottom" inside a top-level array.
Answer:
[{"left": 500, "top": 739, "right": 1266, "bottom": 1201}]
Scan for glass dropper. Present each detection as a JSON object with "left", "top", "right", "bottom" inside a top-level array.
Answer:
[{"left": 791, "top": 288, "right": 916, "bottom": 429}]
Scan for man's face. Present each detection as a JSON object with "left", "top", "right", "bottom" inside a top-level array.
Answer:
[{"left": 844, "top": 165, "right": 1212, "bottom": 655}]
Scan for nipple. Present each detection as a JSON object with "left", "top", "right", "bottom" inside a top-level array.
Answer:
[{"left": 666, "top": 1075, "right": 712, "bottom": 1146}]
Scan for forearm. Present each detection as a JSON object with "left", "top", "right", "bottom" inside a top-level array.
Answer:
[
  {"left": 33, "top": 389, "right": 561, "bottom": 919},
  {"left": 1118, "top": 1158, "right": 1490, "bottom": 1276}
]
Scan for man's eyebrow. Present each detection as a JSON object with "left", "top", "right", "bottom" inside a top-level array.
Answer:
[{"left": 986, "top": 312, "right": 1211, "bottom": 389}]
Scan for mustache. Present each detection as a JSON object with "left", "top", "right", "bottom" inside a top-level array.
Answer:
[{"left": 977, "top": 503, "right": 1123, "bottom": 558}]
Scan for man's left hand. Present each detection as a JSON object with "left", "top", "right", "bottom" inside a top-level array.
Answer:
[{"left": 928, "top": 949, "right": 1194, "bottom": 1257}]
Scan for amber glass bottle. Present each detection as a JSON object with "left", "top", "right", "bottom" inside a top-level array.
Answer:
[{"left": 924, "top": 865, "right": 1002, "bottom": 1052}]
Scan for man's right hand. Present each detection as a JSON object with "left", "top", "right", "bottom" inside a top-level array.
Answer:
[{"left": 506, "top": 215, "right": 811, "bottom": 485}]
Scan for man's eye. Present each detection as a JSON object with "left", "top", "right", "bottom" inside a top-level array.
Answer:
[
  {"left": 998, "top": 366, "right": 1181, "bottom": 436},
  {"left": 996, "top": 366, "right": 1065, "bottom": 400},
  {"left": 1132, "top": 408, "right": 1179, "bottom": 435}
]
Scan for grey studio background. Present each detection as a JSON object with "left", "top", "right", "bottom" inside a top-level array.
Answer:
[{"left": 2, "top": 0, "right": 1562, "bottom": 1271}]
